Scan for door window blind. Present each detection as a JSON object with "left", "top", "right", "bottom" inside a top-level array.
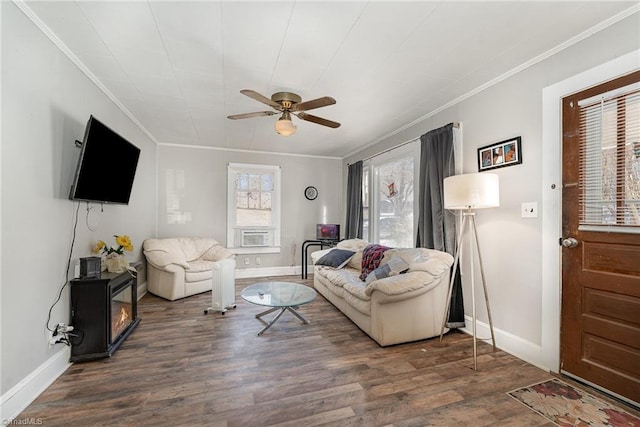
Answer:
[{"left": 578, "top": 82, "right": 640, "bottom": 227}]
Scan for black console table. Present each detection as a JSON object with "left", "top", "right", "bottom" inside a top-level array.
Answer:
[{"left": 301, "top": 239, "right": 338, "bottom": 279}]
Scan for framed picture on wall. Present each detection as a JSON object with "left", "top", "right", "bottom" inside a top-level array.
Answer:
[{"left": 478, "top": 136, "right": 522, "bottom": 171}]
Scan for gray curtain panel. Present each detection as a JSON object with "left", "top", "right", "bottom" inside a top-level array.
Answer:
[
  {"left": 416, "top": 123, "right": 465, "bottom": 328},
  {"left": 345, "top": 160, "right": 363, "bottom": 239}
]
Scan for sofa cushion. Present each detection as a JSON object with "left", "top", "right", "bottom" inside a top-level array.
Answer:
[
  {"left": 365, "top": 271, "right": 434, "bottom": 296},
  {"left": 336, "top": 238, "right": 369, "bottom": 252},
  {"left": 343, "top": 281, "right": 370, "bottom": 301},
  {"left": 359, "top": 244, "right": 391, "bottom": 281},
  {"left": 342, "top": 282, "right": 371, "bottom": 315},
  {"left": 384, "top": 248, "right": 454, "bottom": 277},
  {"left": 315, "top": 249, "right": 355, "bottom": 269},
  {"left": 185, "top": 270, "right": 213, "bottom": 283},
  {"left": 184, "top": 260, "right": 214, "bottom": 282},
  {"left": 318, "top": 275, "right": 346, "bottom": 299},
  {"left": 317, "top": 267, "right": 361, "bottom": 289},
  {"left": 365, "top": 256, "right": 410, "bottom": 283},
  {"left": 187, "top": 260, "right": 216, "bottom": 272},
  {"left": 337, "top": 238, "right": 369, "bottom": 269}
]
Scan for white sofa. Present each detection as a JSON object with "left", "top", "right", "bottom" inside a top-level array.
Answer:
[
  {"left": 311, "top": 239, "right": 453, "bottom": 346},
  {"left": 143, "top": 237, "right": 235, "bottom": 301}
]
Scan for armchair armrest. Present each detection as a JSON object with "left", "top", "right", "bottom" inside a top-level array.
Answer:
[
  {"left": 146, "top": 258, "right": 186, "bottom": 274},
  {"left": 143, "top": 249, "right": 190, "bottom": 269},
  {"left": 201, "top": 245, "right": 235, "bottom": 261}
]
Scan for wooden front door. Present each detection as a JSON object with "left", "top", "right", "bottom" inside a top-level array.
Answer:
[{"left": 561, "top": 71, "right": 640, "bottom": 404}]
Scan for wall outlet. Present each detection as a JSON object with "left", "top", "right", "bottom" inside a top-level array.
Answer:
[
  {"left": 521, "top": 202, "right": 538, "bottom": 218},
  {"left": 48, "top": 324, "right": 73, "bottom": 347},
  {"left": 255, "top": 257, "right": 261, "bottom": 265},
  {"left": 47, "top": 328, "right": 63, "bottom": 347},
  {"left": 244, "top": 257, "right": 250, "bottom": 265},
  {"left": 49, "top": 331, "right": 60, "bottom": 346}
]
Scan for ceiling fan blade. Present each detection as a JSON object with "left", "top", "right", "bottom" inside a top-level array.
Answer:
[
  {"left": 227, "top": 111, "right": 277, "bottom": 120},
  {"left": 240, "top": 89, "right": 281, "bottom": 109},
  {"left": 295, "top": 112, "right": 341, "bottom": 128},
  {"left": 292, "top": 96, "right": 336, "bottom": 112}
]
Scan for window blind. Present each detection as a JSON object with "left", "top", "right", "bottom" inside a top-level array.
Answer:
[{"left": 578, "top": 83, "right": 640, "bottom": 227}]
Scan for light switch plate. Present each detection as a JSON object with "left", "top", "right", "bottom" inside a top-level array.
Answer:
[{"left": 521, "top": 202, "right": 538, "bottom": 218}]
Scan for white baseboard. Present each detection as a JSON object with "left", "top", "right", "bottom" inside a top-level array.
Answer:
[
  {"left": 459, "top": 315, "right": 548, "bottom": 371},
  {"left": 235, "top": 266, "right": 301, "bottom": 279},
  {"left": 137, "top": 280, "right": 147, "bottom": 300},
  {"left": 1, "top": 347, "right": 71, "bottom": 422}
]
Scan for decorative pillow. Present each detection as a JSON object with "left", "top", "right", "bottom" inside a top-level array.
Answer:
[
  {"left": 365, "top": 256, "right": 410, "bottom": 283},
  {"left": 337, "top": 239, "right": 369, "bottom": 269},
  {"left": 359, "top": 244, "right": 391, "bottom": 281},
  {"left": 346, "top": 251, "right": 364, "bottom": 270},
  {"left": 315, "top": 249, "right": 356, "bottom": 269}
]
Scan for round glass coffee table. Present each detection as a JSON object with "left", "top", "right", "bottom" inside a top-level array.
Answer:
[{"left": 241, "top": 281, "right": 317, "bottom": 335}]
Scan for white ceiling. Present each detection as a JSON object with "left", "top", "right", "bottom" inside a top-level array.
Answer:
[{"left": 22, "top": 1, "right": 637, "bottom": 158}]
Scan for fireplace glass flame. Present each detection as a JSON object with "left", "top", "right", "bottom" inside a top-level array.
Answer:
[{"left": 111, "top": 286, "right": 133, "bottom": 342}]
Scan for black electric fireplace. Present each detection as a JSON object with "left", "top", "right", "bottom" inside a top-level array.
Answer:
[{"left": 70, "top": 270, "right": 140, "bottom": 362}]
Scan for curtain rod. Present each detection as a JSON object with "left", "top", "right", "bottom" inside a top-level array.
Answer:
[{"left": 349, "top": 122, "right": 459, "bottom": 165}]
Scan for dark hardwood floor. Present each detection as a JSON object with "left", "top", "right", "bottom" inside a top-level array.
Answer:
[{"left": 20, "top": 275, "right": 556, "bottom": 426}]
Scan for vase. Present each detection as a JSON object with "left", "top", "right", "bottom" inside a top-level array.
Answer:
[{"left": 104, "top": 254, "right": 129, "bottom": 273}]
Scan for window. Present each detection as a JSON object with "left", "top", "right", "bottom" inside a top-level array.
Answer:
[
  {"left": 579, "top": 82, "right": 640, "bottom": 228},
  {"left": 227, "top": 163, "right": 281, "bottom": 253},
  {"left": 364, "top": 143, "right": 419, "bottom": 247},
  {"left": 362, "top": 167, "right": 370, "bottom": 239}
]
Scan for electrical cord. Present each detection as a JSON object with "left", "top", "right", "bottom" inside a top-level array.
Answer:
[
  {"left": 85, "top": 202, "right": 96, "bottom": 231},
  {"left": 68, "top": 329, "right": 84, "bottom": 347},
  {"left": 45, "top": 202, "right": 80, "bottom": 332}
]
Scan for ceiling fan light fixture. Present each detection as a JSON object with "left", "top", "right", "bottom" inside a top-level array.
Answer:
[
  {"left": 231, "top": 89, "right": 340, "bottom": 133},
  {"left": 275, "top": 112, "right": 296, "bottom": 136}
]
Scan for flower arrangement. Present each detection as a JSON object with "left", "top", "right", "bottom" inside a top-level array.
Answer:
[
  {"left": 94, "top": 235, "right": 133, "bottom": 256},
  {"left": 94, "top": 235, "right": 134, "bottom": 273}
]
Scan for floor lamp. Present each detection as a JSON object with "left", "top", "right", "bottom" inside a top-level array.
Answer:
[{"left": 439, "top": 173, "right": 499, "bottom": 370}]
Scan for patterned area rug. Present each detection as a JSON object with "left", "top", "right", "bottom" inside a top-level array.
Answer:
[{"left": 508, "top": 378, "right": 640, "bottom": 427}]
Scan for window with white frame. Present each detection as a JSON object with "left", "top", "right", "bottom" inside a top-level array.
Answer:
[{"left": 227, "top": 163, "right": 281, "bottom": 253}]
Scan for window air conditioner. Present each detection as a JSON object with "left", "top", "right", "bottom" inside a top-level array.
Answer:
[{"left": 240, "top": 230, "right": 272, "bottom": 247}]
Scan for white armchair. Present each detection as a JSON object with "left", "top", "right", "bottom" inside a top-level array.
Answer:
[{"left": 143, "top": 237, "right": 235, "bottom": 301}]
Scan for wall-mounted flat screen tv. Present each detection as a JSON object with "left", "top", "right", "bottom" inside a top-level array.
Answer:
[
  {"left": 317, "top": 224, "right": 340, "bottom": 241},
  {"left": 69, "top": 116, "right": 140, "bottom": 205}
]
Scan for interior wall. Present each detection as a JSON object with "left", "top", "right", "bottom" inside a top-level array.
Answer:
[
  {"left": 1, "top": 2, "right": 157, "bottom": 396},
  {"left": 156, "top": 145, "right": 342, "bottom": 269},
  {"left": 343, "top": 13, "right": 639, "bottom": 365}
]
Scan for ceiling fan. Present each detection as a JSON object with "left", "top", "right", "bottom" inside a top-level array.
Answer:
[{"left": 227, "top": 89, "right": 341, "bottom": 136}]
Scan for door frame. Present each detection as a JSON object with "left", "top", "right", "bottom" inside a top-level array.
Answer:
[{"left": 540, "top": 50, "right": 639, "bottom": 372}]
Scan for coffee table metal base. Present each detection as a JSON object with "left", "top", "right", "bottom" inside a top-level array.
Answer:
[{"left": 255, "top": 305, "right": 309, "bottom": 336}]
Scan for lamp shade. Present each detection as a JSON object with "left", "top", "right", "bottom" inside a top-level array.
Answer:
[
  {"left": 275, "top": 119, "right": 296, "bottom": 136},
  {"left": 275, "top": 111, "right": 296, "bottom": 136},
  {"left": 443, "top": 173, "right": 499, "bottom": 210}
]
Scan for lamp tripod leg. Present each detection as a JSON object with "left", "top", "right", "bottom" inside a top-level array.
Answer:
[
  {"left": 470, "top": 214, "right": 496, "bottom": 352},
  {"left": 439, "top": 215, "right": 468, "bottom": 341},
  {"left": 467, "top": 210, "right": 478, "bottom": 370},
  {"left": 439, "top": 255, "right": 457, "bottom": 341}
]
